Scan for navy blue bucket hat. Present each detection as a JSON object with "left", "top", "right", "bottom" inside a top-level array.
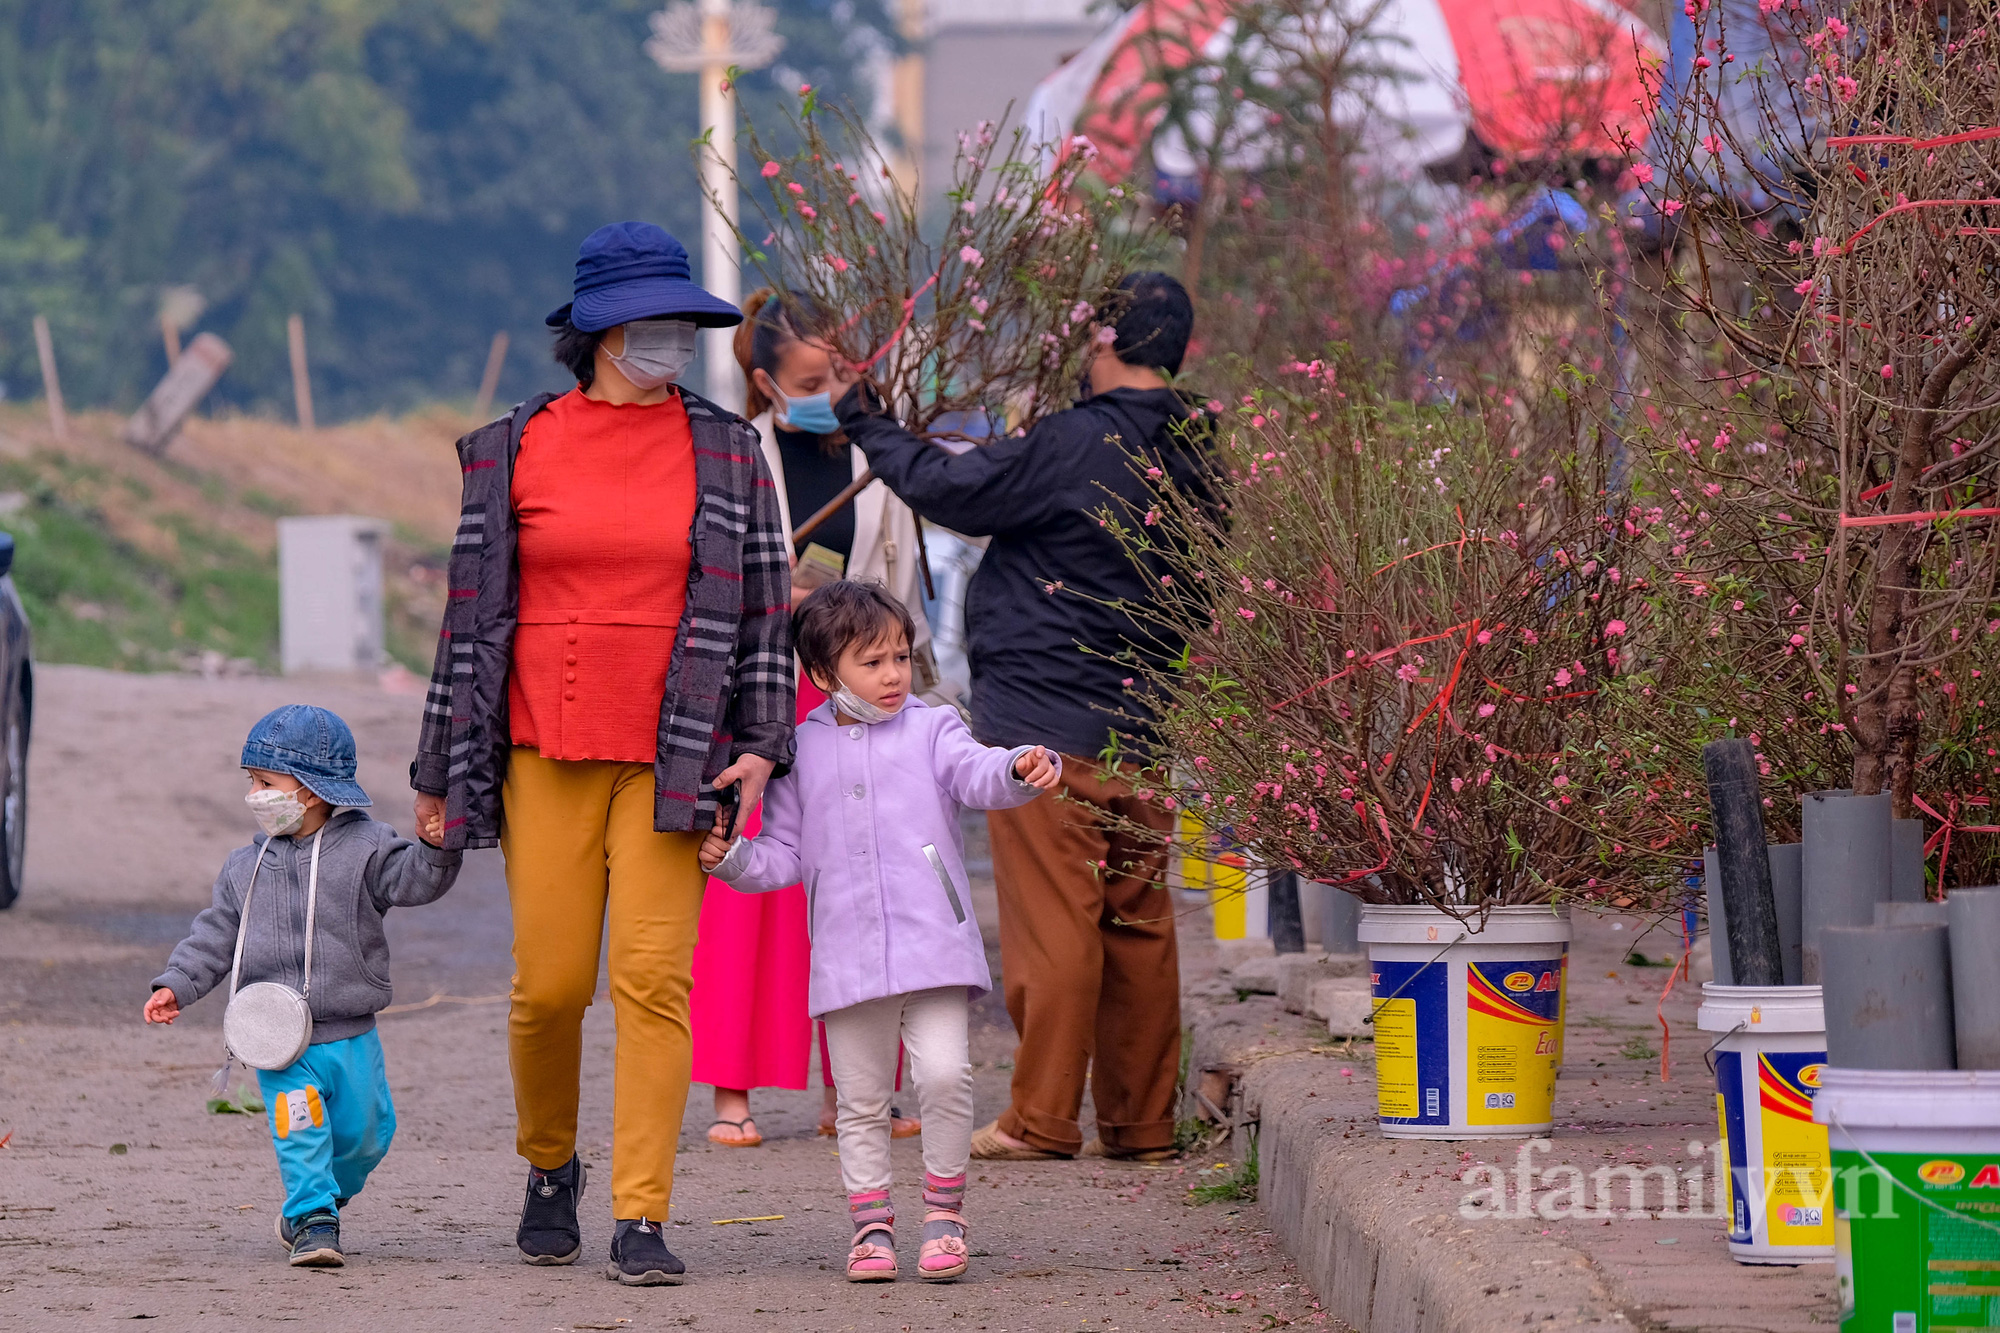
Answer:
[
  {"left": 241, "top": 705, "right": 372, "bottom": 808},
  {"left": 546, "top": 221, "right": 744, "bottom": 332}
]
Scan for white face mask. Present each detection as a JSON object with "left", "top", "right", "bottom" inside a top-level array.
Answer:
[
  {"left": 831, "top": 677, "right": 903, "bottom": 725},
  {"left": 607, "top": 318, "right": 698, "bottom": 389},
  {"left": 246, "top": 786, "right": 311, "bottom": 837}
]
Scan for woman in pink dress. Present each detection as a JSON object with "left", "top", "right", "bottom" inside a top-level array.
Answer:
[{"left": 690, "top": 290, "right": 937, "bottom": 1144}]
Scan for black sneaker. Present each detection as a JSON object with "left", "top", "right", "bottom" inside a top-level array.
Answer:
[
  {"left": 288, "top": 1212, "right": 343, "bottom": 1267},
  {"left": 275, "top": 1198, "right": 350, "bottom": 1251},
  {"left": 605, "top": 1217, "right": 685, "bottom": 1286},
  {"left": 518, "top": 1155, "right": 587, "bottom": 1265}
]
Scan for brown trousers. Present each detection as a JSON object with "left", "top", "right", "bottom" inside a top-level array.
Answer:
[{"left": 987, "top": 756, "right": 1180, "bottom": 1155}]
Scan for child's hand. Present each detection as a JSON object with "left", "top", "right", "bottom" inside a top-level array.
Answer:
[
  {"left": 1014, "top": 746, "right": 1060, "bottom": 791},
  {"left": 698, "top": 830, "right": 734, "bottom": 872},
  {"left": 415, "top": 793, "right": 446, "bottom": 847},
  {"left": 144, "top": 988, "right": 180, "bottom": 1025}
]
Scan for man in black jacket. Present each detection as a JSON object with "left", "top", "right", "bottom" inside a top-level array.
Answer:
[{"left": 834, "top": 272, "right": 1208, "bottom": 1161}]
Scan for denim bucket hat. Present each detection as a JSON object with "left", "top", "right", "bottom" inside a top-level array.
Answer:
[
  {"left": 241, "top": 705, "right": 372, "bottom": 808},
  {"left": 546, "top": 221, "right": 744, "bottom": 332}
]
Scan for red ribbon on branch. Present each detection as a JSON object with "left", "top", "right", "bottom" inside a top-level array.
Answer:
[
  {"left": 1911, "top": 793, "right": 2000, "bottom": 889},
  {"left": 1840, "top": 505, "right": 2000, "bottom": 528},
  {"left": 1831, "top": 197, "right": 2000, "bottom": 255}
]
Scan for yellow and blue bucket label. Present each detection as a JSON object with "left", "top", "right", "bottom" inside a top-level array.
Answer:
[
  {"left": 1716, "top": 1047, "right": 1834, "bottom": 1259},
  {"left": 1371, "top": 950, "right": 1566, "bottom": 1134}
]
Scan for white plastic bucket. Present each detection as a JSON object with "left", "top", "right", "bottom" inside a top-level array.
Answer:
[
  {"left": 1697, "top": 984, "right": 1834, "bottom": 1264},
  {"left": 1813, "top": 1069, "right": 2000, "bottom": 1331},
  {"left": 1359, "top": 904, "right": 1570, "bottom": 1139}
]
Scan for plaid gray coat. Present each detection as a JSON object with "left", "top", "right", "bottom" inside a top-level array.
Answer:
[{"left": 412, "top": 388, "right": 796, "bottom": 848}]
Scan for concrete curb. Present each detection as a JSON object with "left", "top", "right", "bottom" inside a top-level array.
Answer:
[
  {"left": 1185, "top": 911, "right": 1840, "bottom": 1333},
  {"left": 1188, "top": 997, "right": 1622, "bottom": 1332}
]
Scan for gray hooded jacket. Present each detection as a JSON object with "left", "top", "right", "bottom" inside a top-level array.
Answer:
[{"left": 152, "top": 809, "right": 462, "bottom": 1044}]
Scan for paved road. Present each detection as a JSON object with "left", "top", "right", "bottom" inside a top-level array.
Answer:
[{"left": 0, "top": 666, "right": 1334, "bottom": 1331}]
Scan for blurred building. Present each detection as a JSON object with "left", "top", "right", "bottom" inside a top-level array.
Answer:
[{"left": 896, "top": 0, "right": 1100, "bottom": 201}]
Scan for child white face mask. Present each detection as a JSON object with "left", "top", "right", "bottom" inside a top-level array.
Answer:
[
  {"left": 831, "top": 677, "right": 903, "bottom": 725},
  {"left": 245, "top": 786, "right": 310, "bottom": 837}
]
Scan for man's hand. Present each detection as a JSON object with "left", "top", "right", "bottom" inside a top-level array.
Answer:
[
  {"left": 144, "top": 988, "right": 180, "bottom": 1025},
  {"left": 414, "top": 792, "right": 446, "bottom": 847},
  {"left": 1014, "top": 746, "right": 1060, "bottom": 791},
  {"left": 712, "top": 754, "right": 776, "bottom": 829},
  {"left": 699, "top": 830, "right": 734, "bottom": 872}
]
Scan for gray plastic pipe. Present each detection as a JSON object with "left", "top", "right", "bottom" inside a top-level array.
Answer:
[
  {"left": 1316, "top": 881, "right": 1361, "bottom": 955},
  {"left": 1770, "top": 842, "right": 1804, "bottom": 986},
  {"left": 1891, "top": 818, "right": 1927, "bottom": 903},
  {"left": 1802, "top": 790, "right": 1892, "bottom": 982},
  {"left": 1703, "top": 741, "right": 1785, "bottom": 986},
  {"left": 1948, "top": 885, "right": 2000, "bottom": 1070},
  {"left": 1820, "top": 923, "right": 1957, "bottom": 1070},
  {"left": 1704, "top": 847, "right": 1733, "bottom": 985},
  {"left": 1705, "top": 842, "right": 1802, "bottom": 985},
  {"left": 1875, "top": 901, "right": 1949, "bottom": 926}
]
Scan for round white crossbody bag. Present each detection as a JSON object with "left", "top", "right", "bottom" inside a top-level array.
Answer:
[{"left": 221, "top": 826, "right": 324, "bottom": 1071}]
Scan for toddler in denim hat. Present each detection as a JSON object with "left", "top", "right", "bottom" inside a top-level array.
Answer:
[{"left": 143, "top": 705, "right": 461, "bottom": 1268}]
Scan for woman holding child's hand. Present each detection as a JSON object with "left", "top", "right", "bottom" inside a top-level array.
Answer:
[{"left": 408, "top": 223, "right": 795, "bottom": 1288}]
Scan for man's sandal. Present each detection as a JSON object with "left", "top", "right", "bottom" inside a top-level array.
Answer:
[
  {"left": 970, "top": 1119, "right": 1068, "bottom": 1161},
  {"left": 706, "top": 1117, "right": 762, "bottom": 1147},
  {"left": 917, "top": 1211, "right": 969, "bottom": 1282},
  {"left": 846, "top": 1225, "right": 898, "bottom": 1281}
]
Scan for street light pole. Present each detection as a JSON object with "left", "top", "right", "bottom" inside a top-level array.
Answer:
[
  {"left": 649, "top": 1, "right": 782, "bottom": 411},
  {"left": 698, "top": 0, "right": 740, "bottom": 409}
]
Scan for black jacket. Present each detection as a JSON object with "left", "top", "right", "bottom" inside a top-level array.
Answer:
[{"left": 838, "top": 384, "right": 1213, "bottom": 760}]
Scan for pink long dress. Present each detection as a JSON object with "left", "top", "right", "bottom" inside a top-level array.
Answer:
[{"left": 688, "top": 674, "right": 828, "bottom": 1091}]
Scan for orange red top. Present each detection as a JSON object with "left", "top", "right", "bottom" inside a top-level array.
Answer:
[{"left": 509, "top": 388, "right": 697, "bottom": 762}]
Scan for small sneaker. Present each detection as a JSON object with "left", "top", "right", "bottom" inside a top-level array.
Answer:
[
  {"left": 606, "top": 1217, "right": 686, "bottom": 1286},
  {"left": 287, "top": 1212, "right": 343, "bottom": 1267},
  {"left": 275, "top": 1198, "right": 350, "bottom": 1250},
  {"left": 518, "top": 1155, "right": 587, "bottom": 1265}
]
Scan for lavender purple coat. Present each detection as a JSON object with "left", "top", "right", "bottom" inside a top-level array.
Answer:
[{"left": 711, "top": 697, "right": 1055, "bottom": 1017}]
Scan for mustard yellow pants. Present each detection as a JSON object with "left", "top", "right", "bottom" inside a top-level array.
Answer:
[{"left": 500, "top": 749, "right": 706, "bottom": 1220}]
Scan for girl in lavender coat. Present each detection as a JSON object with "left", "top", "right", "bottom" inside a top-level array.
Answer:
[{"left": 700, "top": 581, "right": 1058, "bottom": 1283}]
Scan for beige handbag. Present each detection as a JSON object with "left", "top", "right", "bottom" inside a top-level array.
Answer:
[{"left": 221, "top": 826, "right": 324, "bottom": 1071}]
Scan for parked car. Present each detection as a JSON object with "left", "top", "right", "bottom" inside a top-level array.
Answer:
[{"left": 0, "top": 532, "right": 31, "bottom": 908}]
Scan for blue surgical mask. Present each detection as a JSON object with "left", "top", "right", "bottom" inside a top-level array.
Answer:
[{"left": 775, "top": 387, "right": 841, "bottom": 436}]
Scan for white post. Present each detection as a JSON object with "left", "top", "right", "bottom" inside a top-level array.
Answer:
[
  {"left": 32, "top": 315, "right": 66, "bottom": 441},
  {"left": 699, "top": 0, "right": 743, "bottom": 411}
]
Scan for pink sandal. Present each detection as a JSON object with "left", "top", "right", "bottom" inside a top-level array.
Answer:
[
  {"left": 845, "top": 1191, "right": 897, "bottom": 1282},
  {"left": 917, "top": 1210, "right": 968, "bottom": 1282}
]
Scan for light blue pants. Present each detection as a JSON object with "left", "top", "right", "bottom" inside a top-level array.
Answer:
[{"left": 255, "top": 1029, "right": 397, "bottom": 1223}]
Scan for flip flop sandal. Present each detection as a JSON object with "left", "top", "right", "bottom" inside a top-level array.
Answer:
[
  {"left": 706, "top": 1117, "right": 763, "bottom": 1147},
  {"left": 917, "top": 1211, "right": 969, "bottom": 1282},
  {"left": 846, "top": 1225, "right": 898, "bottom": 1282},
  {"left": 890, "top": 1107, "right": 923, "bottom": 1140},
  {"left": 970, "top": 1119, "right": 1067, "bottom": 1161}
]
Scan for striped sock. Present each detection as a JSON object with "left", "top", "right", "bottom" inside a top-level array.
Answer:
[
  {"left": 921, "top": 1172, "right": 966, "bottom": 1213},
  {"left": 848, "top": 1190, "right": 893, "bottom": 1237}
]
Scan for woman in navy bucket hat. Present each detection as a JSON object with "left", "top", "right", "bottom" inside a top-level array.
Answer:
[{"left": 412, "top": 221, "right": 795, "bottom": 1286}]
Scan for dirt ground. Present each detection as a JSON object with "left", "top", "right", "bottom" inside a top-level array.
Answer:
[{"left": 0, "top": 665, "right": 1334, "bottom": 1331}]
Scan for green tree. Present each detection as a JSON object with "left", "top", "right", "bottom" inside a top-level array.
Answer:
[{"left": 0, "top": 0, "right": 892, "bottom": 419}]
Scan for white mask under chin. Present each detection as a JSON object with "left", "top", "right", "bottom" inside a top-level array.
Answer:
[
  {"left": 832, "top": 680, "right": 902, "bottom": 725},
  {"left": 606, "top": 318, "right": 698, "bottom": 389}
]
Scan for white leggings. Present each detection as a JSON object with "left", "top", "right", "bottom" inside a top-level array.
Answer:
[{"left": 820, "top": 985, "right": 973, "bottom": 1196}]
